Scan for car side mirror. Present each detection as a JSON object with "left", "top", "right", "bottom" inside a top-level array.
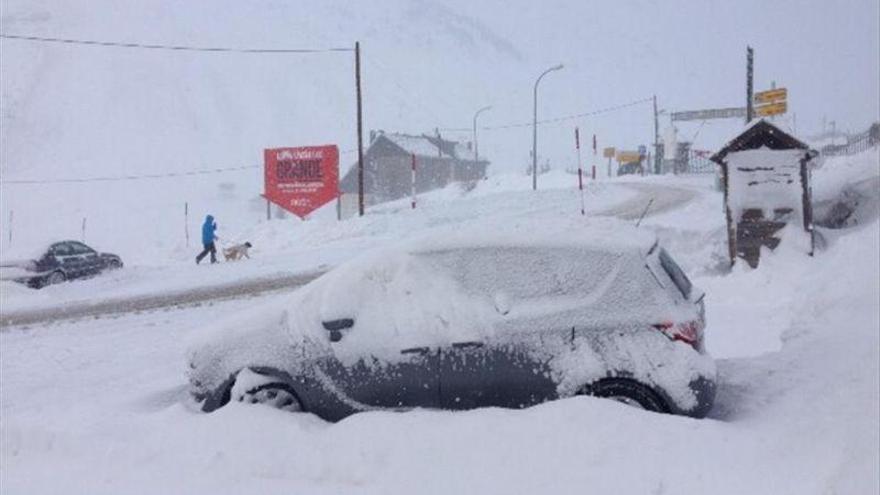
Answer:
[
  {"left": 322, "top": 318, "right": 354, "bottom": 343},
  {"left": 493, "top": 292, "right": 511, "bottom": 316}
]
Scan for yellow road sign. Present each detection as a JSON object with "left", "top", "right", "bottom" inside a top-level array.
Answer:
[
  {"left": 755, "top": 101, "right": 787, "bottom": 117},
  {"left": 616, "top": 151, "right": 641, "bottom": 163},
  {"left": 603, "top": 147, "right": 616, "bottom": 158},
  {"left": 754, "top": 88, "right": 787, "bottom": 104}
]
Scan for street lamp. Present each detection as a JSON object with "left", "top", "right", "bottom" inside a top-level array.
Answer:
[
  {"left": 472, "top": 105, "right": 492, "bottom": 170},
  {"left": 532, "top": 63, "right": 564, "bottom": 190}
]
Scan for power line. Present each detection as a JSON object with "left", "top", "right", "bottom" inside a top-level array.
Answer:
[
  {"left": 1, "top": 149, "right": 359, "bottom": 185},
  {"left": 439, "top": 96, "right": 654, "bottom": 132},
  {"left": 0, "top": 33, "right": 354, "bottom": 54},
  {"left": 0, "top": 165, "right": 261, "bottom": 184}
]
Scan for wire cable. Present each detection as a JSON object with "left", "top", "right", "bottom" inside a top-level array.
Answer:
[
  {"left": 0, "top": 33, "right": 354, "bottom": 54},
  {"left": 1, "top": 148, "right": 359, "bottom": 185},
  {"left": 439, "top": 96, "right": 653, "bottom": 132},
  {"left": 1, "top": 165, "right": 260, "bottom": 184}
]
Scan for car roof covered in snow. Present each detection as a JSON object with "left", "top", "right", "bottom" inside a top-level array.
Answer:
[{"left": 398, "top": 217, "right": 657, "bottom": 256}]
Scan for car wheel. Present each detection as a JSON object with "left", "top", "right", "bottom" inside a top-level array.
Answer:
[
  {"left": 231, "top": 369, "right": 303, "bottom": 413},
  {"left": 45, "top": 271, "right": 66, "bottom": 286},
  {"left": 583, "top": 378, "right": 669, "bottom": 413},
  {"left": 107, "top": 259, "right": 123, "bottom": 270}
]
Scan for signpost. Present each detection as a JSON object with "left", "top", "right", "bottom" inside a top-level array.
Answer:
[
  {"left": 264, "top": 145, "right": 339, "bottom": 219},
  {"left": 755, "top": 101, "right": 787, "bottom": 117},
  {"left": 754, "top": 88, "right": 787, "bottom": 104},
  {"left": 754, "top": 87, "right": 788, "bottom": 117},
  {"left": 671, "top": 87, "right": 787, "bottom": 122},
  {"left": 671, "top": 107, "right": 747, "bottom": 122},
  {"left": 616, "top": 150, "right": 641, "bottom": 163}
]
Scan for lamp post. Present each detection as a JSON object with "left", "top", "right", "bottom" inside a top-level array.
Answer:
[
  {"left": 532, "top": 64, "right": 564, "bottom": 190},
  {"left": 472, "top": 105, "right": 492, "bottom": 169}
]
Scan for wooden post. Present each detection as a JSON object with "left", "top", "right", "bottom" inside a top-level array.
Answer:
[
  {"left": 575, "top": 127, "right": 584, "bottom": 215},
  {"left": 411, "top": 153, "right": 417, "bottom": 209},
  {"left": 355, "top": 41, "right": 365, "bottom": 217}
]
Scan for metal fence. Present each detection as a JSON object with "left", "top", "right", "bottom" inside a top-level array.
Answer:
[
  {"left": 820, "top": 122, "right": 880, "bottom": 157},
  {"left": 684, "top": 149, "right": 717, "bottom": 174}
]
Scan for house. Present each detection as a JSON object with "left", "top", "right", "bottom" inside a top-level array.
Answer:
[
  {"left": 339, "top": 131, "right": 489, "bottom": 213},
  {"left": 710, "top": 119, "right": 818, "bottom": 268}
]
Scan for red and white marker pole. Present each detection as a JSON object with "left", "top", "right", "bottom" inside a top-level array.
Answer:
[
  {"left": 575, "top": 127, "right": 585, "bottom": 215},
  {"left": 411, "top": 153, "right": 417, "bottom": 209},
  {"left": 592, "top": 134, "right": 598, "bottom": 180}
]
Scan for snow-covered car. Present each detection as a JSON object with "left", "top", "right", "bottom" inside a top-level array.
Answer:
[
  {"left": 0, "top": 240, "right": 123, "bottom": 289},
  {"left": 187, "top": 220, "right": 716, "bottom": 420}
]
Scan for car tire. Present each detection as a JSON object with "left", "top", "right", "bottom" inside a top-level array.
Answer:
[
  {"left": 106, "top": 259, "right": 123, "bottom": 270},
  {"left": 44, "top": 271, "right": 66, "bottom": 287},
  {"left": 582, "top": 378, "right": 670, "bottom": 413},
  {"left": 231, "top": 369, "right": 303, "bottom": 413}
]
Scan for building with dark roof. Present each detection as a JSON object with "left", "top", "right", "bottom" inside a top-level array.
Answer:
[{"left": 339, "top": 131, "right": 489, "bottom": 210}]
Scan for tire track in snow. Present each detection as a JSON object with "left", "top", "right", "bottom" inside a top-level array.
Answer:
[
  {"left": 0, "top": 270, "right": 324, "bottom": 329},
  {"left": 597, "top": 182, "right": 698, "bottom": 220}
]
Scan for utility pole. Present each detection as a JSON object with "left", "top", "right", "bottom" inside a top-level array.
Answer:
[
  {"left": 355, "top": 41, "right": 365, "bottom": 216},
  {"left": 746, "top": 46, "right": 754, "bottom": 123},
  {"left": 653, "top": 95, "right": 660, "bottom": 174}
]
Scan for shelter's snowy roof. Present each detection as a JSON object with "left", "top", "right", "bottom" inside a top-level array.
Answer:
[
  {"left": 384, "top": 133, "right": 448, "bottom": 159},
  {"left": 711, "top": 119, "right": 812, "bottom": 164}
]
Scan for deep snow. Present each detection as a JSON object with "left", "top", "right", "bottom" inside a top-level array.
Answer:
[{"left": 1, "top": 148, "right": 878, "bottom": 493}]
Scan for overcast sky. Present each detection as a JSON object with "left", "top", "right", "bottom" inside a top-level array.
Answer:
[
  {"left": 2, "top": 0, "right": 878, "bottom": 176},
  {"left": 447, "top": 0, "right": 879, "bottom": 136}
]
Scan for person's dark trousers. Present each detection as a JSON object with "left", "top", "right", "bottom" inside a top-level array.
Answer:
[{"left": 196, "top": 242, "right": 217, "bottom": 264}]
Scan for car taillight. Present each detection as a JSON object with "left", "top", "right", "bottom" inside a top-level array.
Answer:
[{"left": 652, "top": 320, "right": 702, "bottom": 350}]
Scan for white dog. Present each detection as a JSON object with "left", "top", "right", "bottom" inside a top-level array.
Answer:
[{"left": 222, "top": 242, "right": 252, "bottom": 261}]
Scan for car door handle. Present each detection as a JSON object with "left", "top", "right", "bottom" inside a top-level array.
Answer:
[
  {"left": 401, "top": 346, "right": 431, "bottom": 355},
  {"left": 452, "top": 341, "right": 485, "bottom": 349}
]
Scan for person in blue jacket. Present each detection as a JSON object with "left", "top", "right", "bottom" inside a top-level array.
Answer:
[{"left": 196, "top": 214, "right": 218, "bottom": 264}]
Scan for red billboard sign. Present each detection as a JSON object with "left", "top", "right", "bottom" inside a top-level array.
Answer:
[{"left": 264, "top": 145, "right": 339, "bottom": 219}]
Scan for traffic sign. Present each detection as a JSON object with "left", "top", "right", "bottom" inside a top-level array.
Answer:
[
  {"left": 754, "top": 88, "right": 787, "bottom": 104},
  {"left": 603, "top": 147, "right": 616, "bottom": 158},
  {"left": 616, "top": 151, "right": 641, "bottom": 163},
  {"left": 755, "top": 101, "right": 787, "bottom": 117}
]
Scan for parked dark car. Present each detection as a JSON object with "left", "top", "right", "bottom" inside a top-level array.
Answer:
[
  {"left": 187, "top": 221, "right": 715, "bottom": 421},
  {"left": 0, "top": 240, "right": 123, "bottom": 288}
]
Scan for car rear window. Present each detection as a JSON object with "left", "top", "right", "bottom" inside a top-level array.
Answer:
[
  {"left": 658, "top": 248, "right": 692, "bottom": 299},
  {"left": 418, "top": 246, "right": 622, "bottom": 300}
]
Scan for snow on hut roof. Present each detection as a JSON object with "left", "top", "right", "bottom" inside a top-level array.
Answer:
[
  {"left": 384, "top": 133, "right": 449, "bottom": 159},
  {"left": 711, "top": 119, "right": 813, "bottom": 164}
]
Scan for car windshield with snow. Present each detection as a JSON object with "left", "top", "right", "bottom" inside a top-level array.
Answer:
[{"left": 187, "top": 221, "right": 716, "bottom": 420}]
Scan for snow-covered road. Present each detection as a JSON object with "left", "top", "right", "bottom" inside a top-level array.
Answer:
[{"left": 1, "top": 178, "right": 696, "bottom": 328}]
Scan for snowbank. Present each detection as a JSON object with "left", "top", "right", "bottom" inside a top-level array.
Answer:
[{"left": 2, "top": 217, "right": 877, "bottom": 494}]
